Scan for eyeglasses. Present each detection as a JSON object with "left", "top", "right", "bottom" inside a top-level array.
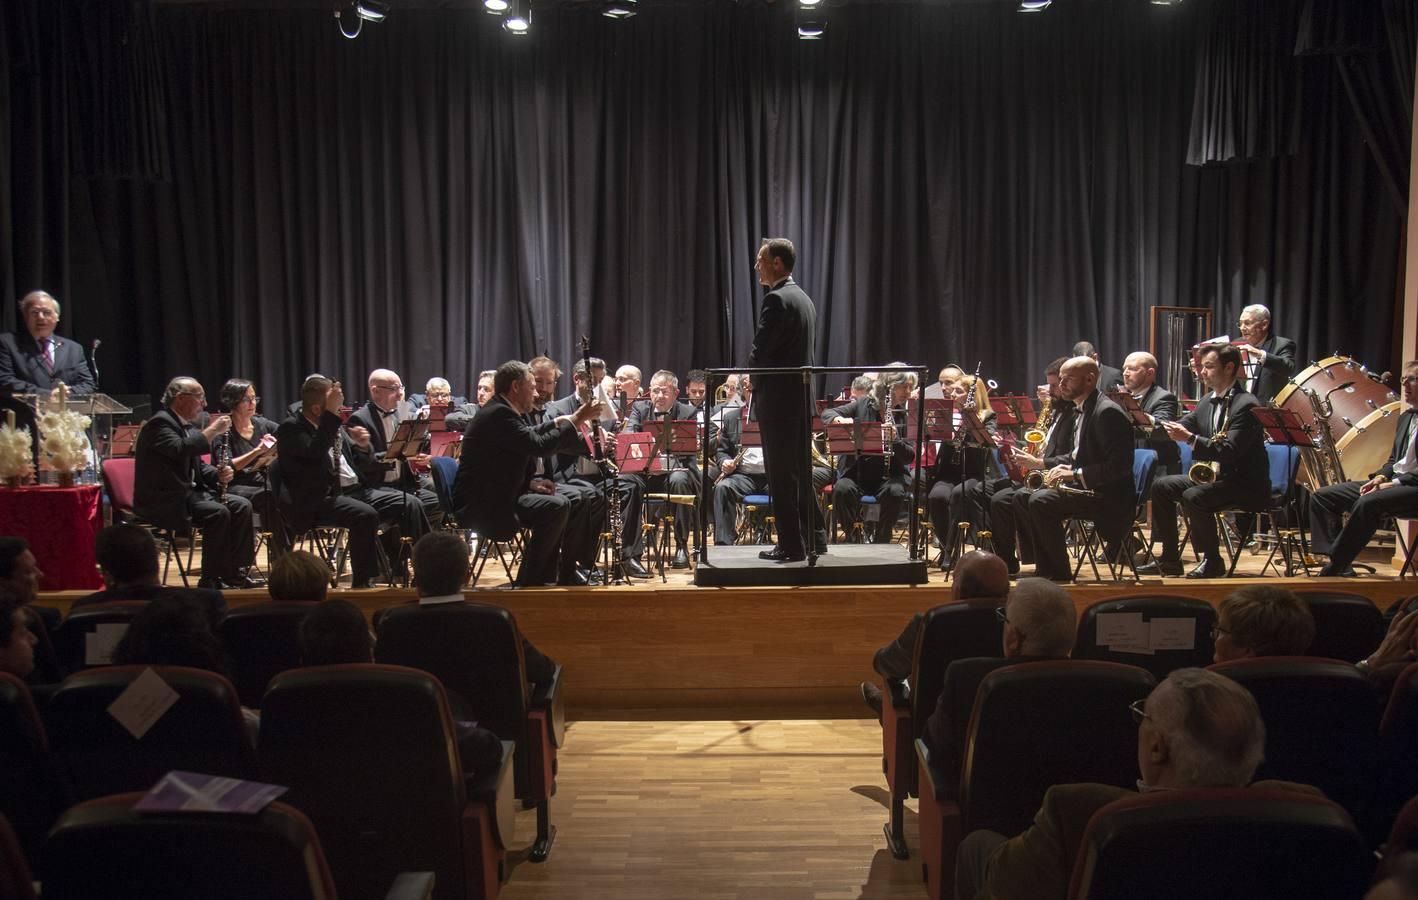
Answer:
[
  {"left": 25, "top": 308, "right": 57, "bottom": 319},
  {"left": 1210, "top": 624, "right": 1230, "bottom": 641},
  {"left": 372, "top": 383, "right": 403, "bottom": 393},
  {"left": 994, "top": 606, "right": 1009, "bottom": 625},
  {"left": 243, "top": 395, "right": 260, "bottom": 405},
  {"left": 1402, "top": 376, "right": 1418, "bottom": 387},
  {"left": 1129, "top": 699, "right": 1149, "bottom": 725}
]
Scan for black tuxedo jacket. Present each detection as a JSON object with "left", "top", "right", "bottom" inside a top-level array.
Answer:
[
  {"left": 0, "top": 332, "right": 95, "bottom": 395},
  {"left": 1097, "top": 364, "right": 1123, "bottom": 394},
  {"left": 625, "top": 399, "right": 716, "bottom": 469},
  {"left": 1068, "top": 390, "right": 1136, "bottom": 510},
  {"left": 748, "top": 276, "right": 816, "bottom": 415},
  {"left": 1379, "top": 410, "right": 1418, "bottom": 484},
  {"left": 345, "top": 400, "right": 419, "bottom": 490},
  {"left": 1250, "top": 334, "right": 1298, "bottom": 404},
  {"left": 133, "top": 407, "right": 219, "bottom": 530},
  {"left": 820, "top": 395, "right": 915, "bottom": 480},
  {"left": 1040, "top": 404, "right": 1078, "bottom": 468},
  {"left": 1134, "top": 384, "right": 1182, "bottom": 468},
  {"left": 453, "top": 395, "right": 577, "bottom": 539},
  {"left": 273, "top": 410, "right": 347, "bottom": 533},
  {"left": 1180, "top": 386, "right": 1270, "bottom": 489}
]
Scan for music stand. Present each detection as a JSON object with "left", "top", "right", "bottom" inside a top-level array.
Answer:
[
  {"left": 906, "top": 399, "right": 954, "bottom": 445},
  {"left": 824, "top": 421, "right": 887, "bottom": 457},
  {"left": 988, "top": 397, "right": 1020, "bottom": 428},
  {"left": 1107, "top": 390, "right": 1157, "bottom": 429},
  {"left": 1251, "top": 406, "right": 1315, "bottom": 577},
  {"left": 386, "top": 419, "right": 430, "bottom": 459},
  {"left": 614, "top": 432, "right": 662, "bottom": 474},
  {"left": 742, "top": 420, "right": 763, "bottom": 448},
  {"left": 424, "top": 404, "right": 450, "bottom": 431}
]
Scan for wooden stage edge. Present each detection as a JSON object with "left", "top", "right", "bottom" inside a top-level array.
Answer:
[{"left": 36, "top": 576, "right": 1417, "bottom": 721}]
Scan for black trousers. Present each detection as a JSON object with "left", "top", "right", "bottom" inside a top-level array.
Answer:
[
  {"left": 927, "top": 477, "right": 987, "bottom": 554},
  {"left": 553, "top": 481, "right": 604, "bottom": 571},
  {"left": 317, "top": 490, "right": 383, "bottom": 584},
  {"left": 833, "top": 474, "right": 909, "bottom": 543},
  {"left": 187, "top": 491, "right": 254, "bottom": 580},
  {"left": 760, "top": 404, "right": 825, "bottom": 556},
  {"left": 513, "top": 490, "right": 570, "bottom": 586},
  {"left": 628, "top": 466, "right": 702, "bottom": 550},
  {"left": 562, "top": 471, "right": 642, "bottom": 560},
  {"left": 1310, "top": 480, "right": 1418, "bottom": 570},
  {"left": 1150, "top": 473, "right": 1269, "bottom": 561},
  {"left": 1024, "top": 488, "right": 1130, "bottom": 580},
  {"left": 714, "top": 470, "right": 769, "bottom": 545}
]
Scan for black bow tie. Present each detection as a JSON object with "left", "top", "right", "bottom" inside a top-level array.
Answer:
[{"left": 376, "top": 407, "right": 398, "bottom": 418}]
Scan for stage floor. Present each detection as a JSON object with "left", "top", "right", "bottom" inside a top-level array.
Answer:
[{"left": 693, "top": 544, "right": 930, "bottom": 587}]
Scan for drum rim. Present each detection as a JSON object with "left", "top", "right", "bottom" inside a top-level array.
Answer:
[
  {"left": 1271, "top": 355, "right": 1358, "bottom": 408},
  {"left": 1333, "top": 400, "right": 1404, "bottom": 450}
]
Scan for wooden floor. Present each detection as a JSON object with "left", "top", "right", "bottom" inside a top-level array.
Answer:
[{"left": 500, "top": 719, "right": 924, "bottom": 900}]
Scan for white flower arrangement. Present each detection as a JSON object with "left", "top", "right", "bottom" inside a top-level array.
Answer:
[
  {"left": 0, "top": 413, "right": 34, "bottom": 483},
  {"left": 38, "top": 383, "right": 92, "bottom": 475}
]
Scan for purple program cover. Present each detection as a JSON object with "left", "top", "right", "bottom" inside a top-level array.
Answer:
[{"left": 135, "top": 771, "right": 287, "bottom": 814}]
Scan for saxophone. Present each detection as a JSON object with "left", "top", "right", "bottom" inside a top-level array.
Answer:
[
  {"left": 1025, "top": 397, "right": 1052, "bottom": 454},
  {"left": 1189, "top": 389, "right": 1233, "bottom": 484}
]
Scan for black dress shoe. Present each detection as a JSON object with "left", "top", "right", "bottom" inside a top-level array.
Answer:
[
  {"left": 556, "top": 569, "right": 590, "bottom": 587},
  {"left": 197, "top": 576, "right": 223, "bottom": 590},
  {"left": 671, "top": 548, "right": 689, "bottom": 569},
  {"left": 1135, "top": 560, "right": 1184, "bottom": 577},
  {"left": 620, "top": 558, "right": 649, "bottom": 578},
  {"left": 860, "top": 682, "right": 883, "bottom": 721},
  {"left": 222, "top": 575, "right": 266, "bottom": 590},
  {"left": 759, "top": 547, "right": 806, "bottom": 562},
  {"left": 812, "top": 543, "right": 829, "bottom": 556},
  {"left": 1186, "top": 558, "right": 1226, "bottom": 579},
  {"left": 1318, "top": 565, "right": 1358, "bottom": 578},
  {"left": 350, "top": 578, "right": 374, "bottom": 590}
]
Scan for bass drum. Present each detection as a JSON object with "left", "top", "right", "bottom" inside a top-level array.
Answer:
[
  {"left": 1331, "top": 401, "right": 1403, "bottom": 484},
  {"left": 1272, "top": 356, "right": 1397, "bottom": 442}
]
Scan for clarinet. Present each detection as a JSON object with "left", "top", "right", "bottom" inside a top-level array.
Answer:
[
  {"left": 580, "top": 336, "right": 625, "bottom": 571},
  {"left": 215, "top": 430, "right": 232, "bottom": 500}
]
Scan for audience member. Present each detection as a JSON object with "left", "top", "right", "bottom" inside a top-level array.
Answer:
[
  {"left": 1211, "top": 585, "right": 1315, "bottom": 662},
  {"left": 0, "top": 591, "right": 37, "bottom": 679},
  {"left": 1372, "top": 854, "right": 1418, "bottom": 900},
  {"left": 0, "top": 537, "right": 41, "bottom": 604},
  {"left": 955, "top": 668, "right": 1319, "bottom": 900},
  {"left": 268, "top": 550, "right": 330, "bottom": 604},
  {"left": 297, "top": 599, "right": 373, "bottom": 667},
  {"left": 110, "top": 593, "right": 231, "bottom": 675},
  {"left": 920, "top": 578, "right": 1077, "bottom": 796},
  {"left": 71, "top": 525, "right": 226, "bottom": 622},
  {"left": 860, "top": 551, "right": 1010, "bottom": 717}
]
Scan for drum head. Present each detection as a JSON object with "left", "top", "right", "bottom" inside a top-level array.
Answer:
[{"left": 1334, "top": 401, "right": 1404, "bottom": 483}]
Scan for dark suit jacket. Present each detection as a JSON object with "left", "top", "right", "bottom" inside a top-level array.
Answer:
[
  {"left": 1040, "top": 404, "right": 1078, "bottom": 467},
  {"left": 820, "top": 395, "right": 916, "bottom": 481},
  {"left": 1250, "top": 334, "right": 1298, "bottom": 405},
  {"left": 71, "top": 584, "right": 227, "bottom": 625},
  {"left": 273, "top": 410, "right": 348, "bottom": 534},
  {"left": 1379, "top": 410, "right": 1418, "bottom": 484},
  {"left": 345, "top": 400, "right": 418, "bottom": 490},
  {"left": 444, "top": 402, "right": 479, "bottom": 434},
  {"left": 1067, "top": 389, "right": 1135, "bottom": 511},
  {"left": 453, "top": 395, "right": 577, "bottom": 539},
  {"left": 1180, "top": 386, "right": 1270, "bottom": 492},
  {"left": 133, "top": 407, "right": 219, "bottom": 530},
  {"left": 1097, "top": 363, "right": 1123, "bottom": 394},
  {"left": 748, "top": 276, "right": 816, "bottom": 415},
  {"left": 1134, "top": 383, "right": 1182, "bottom": 469},
  {"left": 0, "top": 332, "right": 95, "bottom": 395}
]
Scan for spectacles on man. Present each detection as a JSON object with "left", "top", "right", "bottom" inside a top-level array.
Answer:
[
  {"left": 994, "top": 606, "right": 1009, "bottom": 625},
  {"left": 1129, "top": 699, "right": 1149, "bottom": 725},
  {"left": 1209, "top": 624, "right": 1230, "bottom": 641},
  {"left": 372, "top": 383, "right": 403, "bottom": 393}
]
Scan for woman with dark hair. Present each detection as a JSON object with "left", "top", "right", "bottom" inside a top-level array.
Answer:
[{"left": 219, "top": 378, "right": 278, "bottom": 500}]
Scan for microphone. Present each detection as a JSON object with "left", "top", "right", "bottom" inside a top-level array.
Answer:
[{"left": 89, "top": 339, "right": 102, "bottom": 388}]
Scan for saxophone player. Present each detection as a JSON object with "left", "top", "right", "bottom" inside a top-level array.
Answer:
[
  {"left": 924, "top": 373, "right": 998, "bottom": 569},
  {"left": 1140, "top": 344, "right": 1269, "bottom": 578},
  {"left": 1309, "top": 361, "right": 1418, "bottom": 577},
  {"left": 988, "top": 358, "right": 1073, "bottom": 575}
]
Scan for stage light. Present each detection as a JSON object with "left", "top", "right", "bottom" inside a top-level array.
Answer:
[
  {"left": 799, "top": 0, "right": 822, "bottom": 8},
  {"left": 797, "top": 18, "right": 826, "bottom": 39},
  {"left": 503, "top": 0, "right": 531, "bottom": 34},
  {"left": 1018, "top": 0, "right": 1051, "bottom": 10},
  {"left": 603, "top": 0, "right": 638, "bottom": 18},
  {"left": 355, "top": 1, "right": 389, "bottom": 21},
  {"left": 1150, "top": 0, "right": 1182, "bottom": 5},
  {"left": 334, "top": 1, "right": 388, "bottom": 38},
  {"left": 484, "top": 0, "right": 509, "bottom": 13}
]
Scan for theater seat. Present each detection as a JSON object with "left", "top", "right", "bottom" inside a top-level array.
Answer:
[
  {"left": 0, "top": 674, "right": 66, "bottom": 870},
  {"left": 879, "top": 601, "right": 1003, "bottom": 860},
  {"left": 1292, "top": 591, "right": 1385, "bottom": 664},
  {"left": 916, "top": 660, "right": 1155, "bottom": 900},
  {"left": 42, "top": 665, "right": 255, "bottom": 802},
  {"left": 50, "top": 602, "right": 149, "bottom": 674},
  {"left": 1209, "top": 657, "right": 1380, "bottom": 822},
  {"left": 375, "top": 601, "right": 561, "bottom": 862},
  {"left": 0, "top": 814, "right": 35, "bottom": 900},
  {"left": 218, "top": 602, "right": 314, "bottom": 707},
  {"left": 1072, "top": 595, "right": 1216, "bottom": 681},
  {"left": 1377, "top": 660, "right": 1418, "bottom": 844},
  {"left": 259, "top": 664, "right": 514, "bottom": 900},
  {"left": 1067, "top": 788, "right": 1371, "bottom": 900}
]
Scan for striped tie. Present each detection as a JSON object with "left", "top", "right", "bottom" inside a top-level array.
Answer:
[{"left": 41, "top": 339, "right": 54, "bottom": 373}]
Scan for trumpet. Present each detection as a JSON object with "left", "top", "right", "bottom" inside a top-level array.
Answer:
[{"left": 714, "top": 380, "right": 734, "bottom": 405}]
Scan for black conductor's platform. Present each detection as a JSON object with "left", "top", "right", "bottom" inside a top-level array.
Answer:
[{"left": 693, "top": 544, "right": 930, "bottom": 587}]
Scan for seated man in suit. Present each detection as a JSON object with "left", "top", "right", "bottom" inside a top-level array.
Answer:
[
  {"left": 71, "top": 524, "right": 227, "bottom": 622},
  {"left": 528, "top": 356, "right": 604, "bottom": 586},
  {"left": 134, "top": 377, "right": 256, "bottom": 589},
  {"left": 821, "top": 370, "right": 916, "bottom": 544},
  {"left": 624, "top": 370, "right": 716, "bottom": 568},
  {"left": 956, "top": 668, "right": 1317, "bottom": 900},
  {"left": 1021, "top": 357, "right": 1135, "bottom": 583},
  {"left": 274, "top": 375, "right": 382, "bottom": 589},
  {"left": 344, "top": 369, "right": 443, "bottom": 552},
  {"left": 454, "top": 360, "right": 600, "bottom": 587},
  {"left": 915, "top": 577, "right": 1076, "bottom": 796},
  {"left": 1140, "top": 343, "right": 1270, "bottom": 578},
  {"left": 1309, "top": 360, "right": 1418, "bottom": 577},
  {"left": 859, "top": 550, "right": 1011, "bottom": 717},
  {"left": 988, "top": 358, "right": 1072, "bottom": 575},
  {"left": 0, "top": 291, "right": 95, "bottom": 395}
]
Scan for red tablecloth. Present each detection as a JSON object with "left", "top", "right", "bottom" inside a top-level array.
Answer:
[{"left": 0, "top": 485, "right": 104, "bottom": 590}]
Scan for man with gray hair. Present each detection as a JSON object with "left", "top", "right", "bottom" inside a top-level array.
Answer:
[
  {"left": 918, "top": 578, "right": 1076, "bottom": 792},
  {"left": 0, "top": 290, "right": 96, "bottom": 394},
  {"left": 625, "top": 370, "right": 714, "bottom": 568},
  {"left": 956, "top": 668, "right": 1320, "bottom": 900},
  {"left": 1235, "top": 303, "right": 1296, "bottom": 404}
]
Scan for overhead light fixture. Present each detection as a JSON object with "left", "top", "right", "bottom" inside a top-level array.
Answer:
[
  {"left": 503, "top": 0, "right": 531, "bottom": 34},
  {"left": 1018, "top": 0, "right": 1051, "bottom": 10},
  {"left": 603, "top": 0, "right": 637, "bottom": 18},
  {"left": 355, "top": 1, "right": 389, "bottom": 21},
  {"left": 797, "top": 18, "right": 826, "bottom": 39},
  {"left": 334, "top": 1, "right": 389, "bottom": 38},
  {"left": 1150, "top": 0, "right": 1181, "bottom": 5},
  {"left": 799, "top": 0, "right": 822, "bottom": 7}
]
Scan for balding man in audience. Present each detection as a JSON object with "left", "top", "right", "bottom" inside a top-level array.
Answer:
[
  {"left": 920, "top": 578, "right": 1076, "bottom": 796},
  {"left": 861, "top": 551, "right": 1011, "bottom": 716},
  {"left": 956, "top": 668, "right": 1320, "bottom": 900},
  {"left": 71, "top": 524, "right": 226, "bottom": 620}
]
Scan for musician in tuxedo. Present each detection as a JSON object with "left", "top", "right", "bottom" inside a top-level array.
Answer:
[
  {"left": 1141, "top": 344, "right": 1271, "bottom": 578},
  {"left": 273, "top": 375, "right": 382, "bottom": 589},
  {"left": 821, "top": 370, "right": 916, "bottom": 544},
  {"left": 475, "top": 370, "right": 496, "bottom": 407},
  {"left": 548, "top": 357, "right": 648, "bottom": 577},
  {"left": 344, "top": 369, "right": 443, "bottom": 548},
  {"left": 1021, "top": 357, "right": 1136, "bottom": 582},
  {"left": 133, "top": 377, "right": 256, "bottom": 589},
  {"left": 1121, "top": 352, "right": 1182, "bottom": 474},
  {"left": 1236, "top": 303, "right": 1297, "bottom": 404},
  {"left": 1309, "top": 361, "right": 1418, "bottom": 576},
  {"left": 624, "top": 370, "right": 715, "bottom": 569},
  {"left": 454, "top": 360, "right": 602, "bottom": 587},
  {"left": 1071, "top": 341, "right": 1122, "bottom": 393},
  {"left": 0, "top": 291, "right": 96, "bottom": 395},
  {"left": 989, "top": 359, "right": 1075, "bottom": 575},
  {"left": 527, "top": 356, "right": 604, "bottom": 585},
  {"left": 925, "top": 372, "right": 999, "bottom": 568}
]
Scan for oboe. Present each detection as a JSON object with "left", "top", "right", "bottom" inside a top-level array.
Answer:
[{"left": 214, "top": 430, "right": 232, "bottom": 500}]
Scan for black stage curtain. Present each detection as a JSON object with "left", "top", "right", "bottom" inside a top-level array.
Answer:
[{"left": 0, "top": 0, "right": 1410, "bottom": 408}]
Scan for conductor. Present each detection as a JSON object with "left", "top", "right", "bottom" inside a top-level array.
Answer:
[{"left": 749, "top": 238, "right": 827, "bottom": 562}]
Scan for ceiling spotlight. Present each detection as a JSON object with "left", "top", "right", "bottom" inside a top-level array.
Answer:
[
  {"left": 1150, "top": 0, "right": 1181, "bottom": 4},
  {"left": 1018, "top": 0, "right": 1051, "bottom": 10},
  {"left": 355, "top": 1, "right": 389, "bottom": 21},
  {"left": 800, "top": 0, "right": 822, "bottom": 7},
  {"left": 484, "top": 0, "right": 509, "bottom": 13},
  {"left": 335, "top": 1, "right": 388, "bottom": 37},
  {"left": 603, "top": 0, "right": 638, "bottom": 18},
  {"left": 503, "top": 0, "right": 531, "bottom": 34},
  {"left": 797, "top": 19, "right": 826, "bottom": 39}
]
